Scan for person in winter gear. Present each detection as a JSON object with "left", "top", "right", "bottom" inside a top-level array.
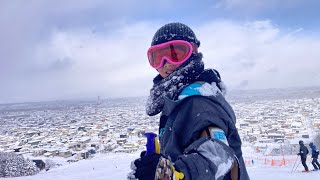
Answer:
[
  {"left": 297, "top": 140, "right": 309, "bottom": 172},
  {"left": 128, "top": 22, "right": 249, "bottom": 180},
  {"left": 309, "top": 142, "right": 320, "bottom": 170}
]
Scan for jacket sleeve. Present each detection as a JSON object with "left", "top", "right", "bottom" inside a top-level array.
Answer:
[
  {"left": 163, "top": 96, "right": 249, "bottom": 180},
  {"left": 174, "top": 137, "right": 237, "bottom": 180}
]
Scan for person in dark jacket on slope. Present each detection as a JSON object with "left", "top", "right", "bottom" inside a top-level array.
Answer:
[
  {"left": 309, "top": 142, "right": 320, "bottom": 170},
  {"left": 297, "top": 140, "right": 309, "bottom": 172},
  {"left": 127, "top": 22, "right": 249, "bottom": 180}
]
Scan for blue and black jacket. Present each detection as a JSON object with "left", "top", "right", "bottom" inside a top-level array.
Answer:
[
  {"left": 158, "top": 81, "right": 250, "bottom": 180},
  {"left": 310, "top": 144, "right": 319, "bottom": 158}
]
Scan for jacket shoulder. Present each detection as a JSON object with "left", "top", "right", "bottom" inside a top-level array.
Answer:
[{"left": 178, "top": 81, "right": 222, "bottom": 100}]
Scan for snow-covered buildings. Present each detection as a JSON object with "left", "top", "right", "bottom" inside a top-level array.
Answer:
[{"left": 0, "top": 93, "right": 319, "bottom": 159}]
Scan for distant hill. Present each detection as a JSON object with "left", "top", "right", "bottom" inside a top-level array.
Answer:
[
  {"left": 1, "top": 87, "right": 320, "bottom": 112},
  {"left": 227, "top": 86, "right": 320, "bottom": 102}
]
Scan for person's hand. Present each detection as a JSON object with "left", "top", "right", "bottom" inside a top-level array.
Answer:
[{"left": 127, "top": 152, "right": 161, "bottom": 180}]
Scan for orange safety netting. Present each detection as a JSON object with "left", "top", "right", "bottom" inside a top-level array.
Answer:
[{"left": 243, "top": 155, "right": 299, "bottom": 167}]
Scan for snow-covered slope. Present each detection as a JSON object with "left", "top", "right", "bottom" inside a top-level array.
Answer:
[{"left": 7, "top": 152, "right": 320, "bottom": 180}]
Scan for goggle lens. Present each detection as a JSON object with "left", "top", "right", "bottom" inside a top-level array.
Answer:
[{"left": 147, "top": 40, "right": 192, "bottom": 69}]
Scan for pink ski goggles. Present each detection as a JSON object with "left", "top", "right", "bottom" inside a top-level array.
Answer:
[{"left": 147, "top": 40, "right": 193, "bottom": 69}]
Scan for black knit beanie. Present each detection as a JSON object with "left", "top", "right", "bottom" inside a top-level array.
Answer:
[{"left": 151, "top": 22, "right": 200, "bottom": 47}]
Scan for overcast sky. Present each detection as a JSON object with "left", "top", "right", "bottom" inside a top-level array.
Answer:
[{"left": 1, "top": 0, "right": 320, "bottom": 103}]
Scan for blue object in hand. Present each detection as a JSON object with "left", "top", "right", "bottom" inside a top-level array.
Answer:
[{"left": 144, "top": 132, "right": 157, "bottom": 155}]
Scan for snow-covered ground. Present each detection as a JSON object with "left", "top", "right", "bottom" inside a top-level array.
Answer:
[{"left": 6, "top": 152, "right": 319, "bottom": 180}]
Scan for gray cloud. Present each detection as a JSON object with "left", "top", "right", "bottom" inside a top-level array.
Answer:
[
  {"left": 1, "top": 1, "right": 320, "bottom": 103},
  {"left": 47, "top": 57, "right": 74, "bottom": 71},
  {"left": 197, "top": 20, "right": 320, "bottom": 90},
  {"left": 216, "top": 0, "right": 312, "bottom": 11},
  {"left": 235, "top": 80, "right": 249, "bottom": 89},
  {"left": 266, "top": 67, "right": 278, "bottom": 73}
]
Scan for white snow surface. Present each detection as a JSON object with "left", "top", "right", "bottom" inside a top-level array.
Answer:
[
  {"left": 6, "top": 152, "right": 320, "bottom": 180},
  {"left": 195, "top": 82, "right": 220, "bottom": 97}
]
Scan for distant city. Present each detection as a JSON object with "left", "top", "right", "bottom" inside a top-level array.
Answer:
[{"left": 0, "top": 86, "right": 320, "bottom": 160}]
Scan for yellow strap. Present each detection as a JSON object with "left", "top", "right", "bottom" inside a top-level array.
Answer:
[
  {"left": 171, "top": 163, "right": 184, "bottom": 180},
  {"left": 173, "top": 170, "right": 184, "bottom": 180},
  {"left": 154, "top": 137, "right": 160, "bottom": 154}
]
